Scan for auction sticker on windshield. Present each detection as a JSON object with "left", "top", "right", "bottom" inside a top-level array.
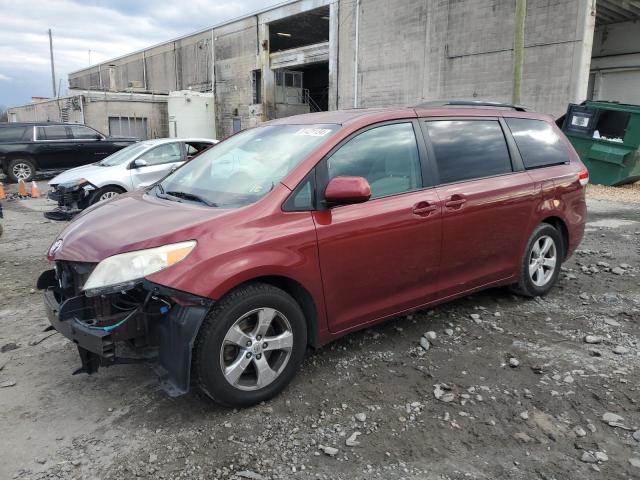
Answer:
[{"left": 294, "top": 128, "right": 332, "bottom": 137}]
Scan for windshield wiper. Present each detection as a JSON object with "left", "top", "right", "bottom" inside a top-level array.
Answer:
[{"left": 165, "top": 190, "right": 218, "bottom": 207}]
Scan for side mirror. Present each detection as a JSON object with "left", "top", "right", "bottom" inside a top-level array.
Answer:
[
  {"left": 324, "top": 176, "right": 371, "bottom": 205},
  {"left": 131, "top": 158, "right": 148, "bottom": 169},
  {"left": 95, "top": 134, "right": 103, "bottom": 140}
]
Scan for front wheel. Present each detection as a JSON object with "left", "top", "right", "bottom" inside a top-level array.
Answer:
[
  {"left": 193, "top": 283, "right": 307, "bottom": 407},
  {"left": 89, "top": 186, "right": 125, "bottom": 205},
  {"left": 512, "top": 223, "right": 563, "bottom": 297},
  {"left": 7, "top": 158, "right": 36, "bottom": 183}
]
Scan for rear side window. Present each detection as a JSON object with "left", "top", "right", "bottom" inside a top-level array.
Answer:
[
  {"left": 0, "top": 126, "right": 28, "bottom": 142},
  {"left": 36, "top": 125, "right": 69, "bottom": 140},
  {"left": 506, "top": 118, "right": 569, "bottom": 169},
  {"left": 326, "top": 123, "right": 422, "bottom": 199},
  {"left": 425, "top": 120, "right": 512, "bottom": 184}
]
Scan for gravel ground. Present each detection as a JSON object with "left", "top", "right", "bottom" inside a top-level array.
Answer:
[
  {"left": 587, "top": 182, "right": 640, "bottom": 204},
  {"left": 0, "top": 185, "right": 639, "bottom": 480}
]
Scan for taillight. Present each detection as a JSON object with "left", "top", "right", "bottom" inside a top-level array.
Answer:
[{"left": 578, "top": 170, "right": 589, "bottom": 187}]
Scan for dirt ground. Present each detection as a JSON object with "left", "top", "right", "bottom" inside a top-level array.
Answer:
[{"left": 0, "top": 181, "right": 639, "bottom": 480}]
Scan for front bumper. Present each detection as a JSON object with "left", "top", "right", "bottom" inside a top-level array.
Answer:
[
  {"left": 38, "top": 268, "right": 213, "bottom": 396},
  {"left": 46, "top": 183, "right": 96, "bottom": 219}
]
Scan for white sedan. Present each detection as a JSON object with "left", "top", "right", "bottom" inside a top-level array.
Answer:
[{"left": 48, "top": 138, "right": 217, "bottom": 211}]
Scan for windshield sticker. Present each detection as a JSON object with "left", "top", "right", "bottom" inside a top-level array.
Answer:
[{"left": 294, "top": 128, "right": 332, "bottom": 137}]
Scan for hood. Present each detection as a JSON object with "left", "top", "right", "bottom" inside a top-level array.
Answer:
[
  {"left": 50, "top": 190, "right": 230, "bottom": 262},
  {"left": 49, "top": 163, "right": 105, "bottom": 186}
]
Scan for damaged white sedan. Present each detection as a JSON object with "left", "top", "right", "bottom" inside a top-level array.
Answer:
[{"left": 46, "top": 138, "right": 216, "bottom": 220}]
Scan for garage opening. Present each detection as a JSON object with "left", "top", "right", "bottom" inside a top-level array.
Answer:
[
  {"left": 589, "top": 2, "right": 640, "bottom": 105},
  {"left": 269, "top": 6, "right": 329, "bottom": 52},
  {"left": 274, "top": 62, "right": 329, "bottom": 113}
]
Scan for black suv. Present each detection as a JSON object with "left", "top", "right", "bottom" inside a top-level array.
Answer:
[{"left": 0, "top": 122, "right": 137, "bottom": 182}]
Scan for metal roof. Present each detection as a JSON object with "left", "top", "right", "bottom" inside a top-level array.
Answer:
[{"left": 596, "top": 0, "right": 640, "bottom": 25}]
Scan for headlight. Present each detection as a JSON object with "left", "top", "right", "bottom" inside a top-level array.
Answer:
[
  {"left": 60, "top": 178, "right": 88, "bottom": 189},
  {"left": 82, "top": 240, "right": 196, "bottom": 295}
]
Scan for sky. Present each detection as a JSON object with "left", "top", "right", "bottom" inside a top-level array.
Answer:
[{"left": 0, "top": 0, "right": 283, "bottom": 108}]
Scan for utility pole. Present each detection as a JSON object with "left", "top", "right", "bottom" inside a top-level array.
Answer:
[
  {"left": 48, "top": 28, "right": 57, "bottom": 98},
  {"left": 512, "top": 0, "right": 526, "bottom": 105}
]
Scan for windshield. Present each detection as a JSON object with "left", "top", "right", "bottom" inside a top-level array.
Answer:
[
  {"left": 99, "top": 142, "right": 150, "bottom": 166},
  {"left": 157, "top": 124, "right": 339, "bottom": 208}
]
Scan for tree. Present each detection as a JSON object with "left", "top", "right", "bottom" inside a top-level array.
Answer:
[{"left": 0, "top": 105, "right": 7, "bottom": 123}]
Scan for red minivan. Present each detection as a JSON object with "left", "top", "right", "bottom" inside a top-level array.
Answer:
[{"left": 39, "top": 101, "right": 588, "bottom": 406}]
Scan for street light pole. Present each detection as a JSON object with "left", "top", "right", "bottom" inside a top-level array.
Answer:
[{"left": 48, "top": 28, "right": 57, "bottom": 98}]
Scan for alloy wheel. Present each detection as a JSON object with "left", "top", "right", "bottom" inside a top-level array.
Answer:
[
  {"left": 99, "top": 191, "right": 119, "bottom": 201},
  {"left": 12, "top": 163, "right": 32, "bottom": 181},
  {"left": 528, "top": 235, "right": 557, "bottom": 287},
  {"left": 220, "top": 307, "right": 294, "bottom": 391}
]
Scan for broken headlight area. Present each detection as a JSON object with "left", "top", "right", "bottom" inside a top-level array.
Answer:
[
  {"left": 45, "top": 179, "right": 95, "bottom": 221},
  {"left": 38, "top": 261, "right": 213, "bottom": 396}
]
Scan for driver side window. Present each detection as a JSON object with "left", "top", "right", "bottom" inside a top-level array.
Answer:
[
  {"left": 327, "top": 123, "right": 422, "bottom": 199},
  {"left": 138, "top": 143, "right": 183, "bottom": 166}
]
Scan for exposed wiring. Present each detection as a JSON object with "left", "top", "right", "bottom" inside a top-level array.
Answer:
[{"left": 79, "top": 291, "right": 153, "bottom": 333}]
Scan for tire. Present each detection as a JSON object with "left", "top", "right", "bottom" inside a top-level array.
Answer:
[
  {"left": 89, "top": 186, "right": 125, "bottom": 205},
  {"left": 193, "top": 283, "right": 307, "bottom": 407},
  {"left": 7, "top": 158, "right": 36, "bottom": 183},
  {"left": 511, "top": 223, "right": 563, "bottom": 297}
]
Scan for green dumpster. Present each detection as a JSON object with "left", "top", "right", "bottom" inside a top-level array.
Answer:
[{"left": 559, "top": 101, "right": 640, "bottom": 186}]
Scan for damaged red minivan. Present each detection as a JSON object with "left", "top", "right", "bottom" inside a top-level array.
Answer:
[{"left": 39, "top": 101, "right": 588, "bottom": 406}]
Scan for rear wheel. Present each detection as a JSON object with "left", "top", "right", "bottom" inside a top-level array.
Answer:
[
  {"left": 7, "top": 158, "right": 36, "bottom": 183},
  {"left": 89, "top": 186, "right": 125, "bottom": 205},
  {"left": 193, "top": 283, "right": 307, "bottom": 407},
  {"left": 512, "top": 223, "right": 562, "bottom": 297}
]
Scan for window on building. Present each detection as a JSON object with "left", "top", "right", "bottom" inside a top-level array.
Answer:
[
  {"left": 69, "top": 125, "right": 101, "bottom": 140},
  {"left": 251, "top": 70, "right": 262, "bottom": 104},
  {"left": 425, "top": 120, "right": 512, "bottom": 184},
  {"left": 36, "top": 125, "right": 69, "bottom": 140},
  {"left": 327, "top": 123, "right": 422, "bottom": 199},
  {"left": 506, "top": 118, "right": 569, "bottom": 169},
  {"left": 138, "top": 143, "right": 183, "bottom": 166}
]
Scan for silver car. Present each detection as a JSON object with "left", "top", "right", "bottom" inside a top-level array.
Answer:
[{"left": 48, "top": 138, "right": 217, "bottom": 212}]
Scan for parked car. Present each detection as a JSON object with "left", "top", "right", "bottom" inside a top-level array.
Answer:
[
  {"left": 0, "top": 122, "right": 137, "bottom": 183},
  {"left": 38, "top": 101, "right": 588, "bottom": 407},
  {"left": 46, "top": 138, "right": 217, "bottom": 215}
]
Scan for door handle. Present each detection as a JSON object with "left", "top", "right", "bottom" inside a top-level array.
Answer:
[
  {"left": 412, "top": 201, "right": 437, "bottom": 217},
  {"left": 444, "top": 194, "right": 467, "bottom": 209}
]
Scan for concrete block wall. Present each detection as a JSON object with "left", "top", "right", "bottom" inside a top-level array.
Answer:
[
  {"left": 8, "top": 93, "right": 169, "bottom": 139},
  {"left": 337, "top": 0, "right": 593, "bottom": 117},
  {"left": 7, "top": 98, "right": 84, "bottom": 124},
  {"left": 70, "top": 32, "right": 213, "bottom": 94},
  {"left": 213, "top": 18, "right": 260, "bottom": 138},
  {"left": 83, "top": 98, "right": 169, "bottom": 138}
]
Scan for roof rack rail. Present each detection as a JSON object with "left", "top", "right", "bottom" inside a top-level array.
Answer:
[{"left": 414, "top": 100, "right": 530, "bottom": 112}]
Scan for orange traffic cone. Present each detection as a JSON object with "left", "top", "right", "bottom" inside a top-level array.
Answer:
[
  {"left": 31, "top": 181, "right": 41, "bottom": 198},
  {"left": 0, "top": 182, "right": 5, "bottom": 200},
  {"left": 18, "top": 179, "right": 28, "bottom": 197}
]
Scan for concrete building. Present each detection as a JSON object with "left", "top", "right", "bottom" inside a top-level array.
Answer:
[
  {"left": 7, "top": 91, "right": 168, "bottom": 139},
  {"left": 11, "top": 0, "right": 640, "bottom": 139}
]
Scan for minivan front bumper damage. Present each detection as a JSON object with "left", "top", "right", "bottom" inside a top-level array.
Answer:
[{"left": 38, "top": 267, "right": 213, "bottom": 396}]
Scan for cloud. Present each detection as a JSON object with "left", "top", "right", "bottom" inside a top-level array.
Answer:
[{"left": 0, "top": 0, "right": 280, "bottom": 106}]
